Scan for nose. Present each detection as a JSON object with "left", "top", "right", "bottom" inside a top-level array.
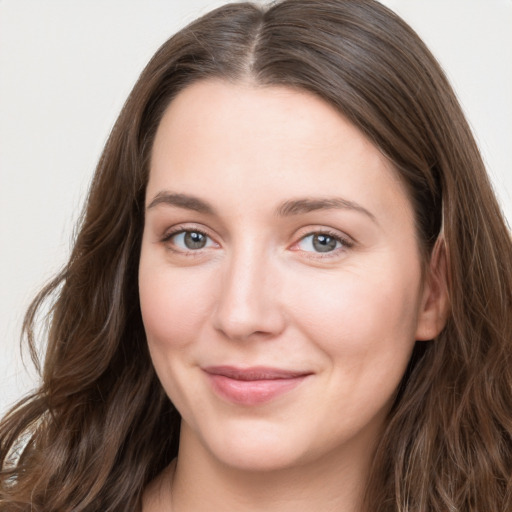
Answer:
[{"left": 212, "top": 246, "right": 286, "bottom": 341}]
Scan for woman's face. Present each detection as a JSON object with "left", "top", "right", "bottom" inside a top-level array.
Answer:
[{"left": 139, "top": 80, "right": 441, "bottom": 472}]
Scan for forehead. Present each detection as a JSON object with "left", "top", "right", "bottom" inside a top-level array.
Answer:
[{"left": 148, "top": 79, "right": 413, "bottom": 226}]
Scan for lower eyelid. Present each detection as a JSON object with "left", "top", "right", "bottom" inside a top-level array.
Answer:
[
  {"left": 160, "top": 229, "right": 208, "bottom": 247},
  {"left": 159, "top": 226, "right": 352, "bottom": 256},
  {"left": 295, "top": 231, "right": 353, "bottom": 251}
]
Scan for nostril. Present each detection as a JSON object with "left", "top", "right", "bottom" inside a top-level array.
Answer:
[
  {"left": 211, "top": 252, "right": 286, "bottom": 340},
  {"left": 212, "top": 296, "right": 285, "bottom": 342}
]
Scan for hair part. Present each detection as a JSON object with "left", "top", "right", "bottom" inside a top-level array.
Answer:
[{"left": 1, "top": 1, "right": 511, "bottom": 510}]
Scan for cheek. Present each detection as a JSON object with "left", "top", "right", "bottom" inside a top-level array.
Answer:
[
  {"left": 138, "top": 257, "right": 212, "bottom": 351},
  {"left": 287, "top": 258, "right": 422, "bottom": 360},
  {"left": 289, "top": 261, "right": 422, "bottom": 421}
]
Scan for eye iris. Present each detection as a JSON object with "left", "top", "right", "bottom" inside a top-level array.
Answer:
[
  {"left": 312, "top": 234, "right": 338, "bottom": 252},
  {"left": 184, "top": 231, "right": 207, "bottom": 249}
]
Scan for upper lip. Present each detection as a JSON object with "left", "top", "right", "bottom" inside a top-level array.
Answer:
[{"left": 203, "top": 366, "right": 312, "bottom": 381}]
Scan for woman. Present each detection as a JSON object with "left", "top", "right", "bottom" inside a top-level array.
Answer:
[{"left": 1, "top": 0, "right": 511, "bottom": 511}]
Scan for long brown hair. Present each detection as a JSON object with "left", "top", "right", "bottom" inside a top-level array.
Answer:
[{"left": 1, "top": 1, "right": 511, "bottom": 510}]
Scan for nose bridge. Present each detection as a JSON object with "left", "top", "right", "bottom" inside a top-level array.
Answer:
[{"left": 213, "top": 237, "right": 283, "bottom": 340}]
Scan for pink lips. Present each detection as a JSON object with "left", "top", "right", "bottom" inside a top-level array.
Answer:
[{"left": 203, "top": 366, "right": 311, "bottom": 405}]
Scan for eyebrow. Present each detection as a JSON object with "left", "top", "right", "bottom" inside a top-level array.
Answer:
[
  {"left": 276, "top": 197, "right": 377, "bottom": 223},
  {"left": 146, "top": 191, "right": 376, "bottom": 223},
  {"left": 146, "top": 192, "right": 215, "bottom": 214}
]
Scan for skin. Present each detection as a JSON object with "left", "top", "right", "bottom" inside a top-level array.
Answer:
[{"left": 139, "top": 80, "right": 447, "bottom": 511}]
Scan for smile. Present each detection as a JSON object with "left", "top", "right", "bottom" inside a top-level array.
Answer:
[{"left": 203, "top": 366, "right": 312, "bottom": 405}]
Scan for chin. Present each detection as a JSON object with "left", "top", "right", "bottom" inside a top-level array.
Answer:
[{"left": 183, "top": 418, "right": 318, "bottom": 473}]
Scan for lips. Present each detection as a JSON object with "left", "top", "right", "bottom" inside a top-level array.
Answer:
[{"left": 203, "top": 366, "right": 312, "bottom": 405}]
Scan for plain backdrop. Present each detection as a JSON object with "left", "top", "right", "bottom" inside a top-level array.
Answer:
[{"left": 1, "top": 0, "right": 511, "bottom": 415}]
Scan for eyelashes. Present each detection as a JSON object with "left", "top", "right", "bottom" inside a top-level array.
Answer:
[
  {"left": 162, "top": 229, "right": 216, "bottom": 251},
  {"left": 292, "top": 230, "right": 354, "bottom": 254},
  {"left": 160, "top": 225, "right": 354, "bottom": 258}
]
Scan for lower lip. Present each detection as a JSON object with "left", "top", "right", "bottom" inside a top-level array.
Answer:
[{"left": 206, "top": 374, "right": 308, "bottom": 405}]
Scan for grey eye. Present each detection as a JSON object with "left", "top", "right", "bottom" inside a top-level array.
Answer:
[
  {"left": 171, "top": 231, "right": 213, "bottom": 250},
  {"left": 312, "top": 234, "right": 339, "bottom": 252},
  {"left": 298, "top": 233, "right": 342, "bottom": 253},
  {"left": 184, "top": 231, "right": 207, "bottom": 249}
]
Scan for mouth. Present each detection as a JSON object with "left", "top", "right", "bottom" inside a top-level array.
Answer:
[{"left": 202, "top": 366, "right": 312, "bottom": 405}]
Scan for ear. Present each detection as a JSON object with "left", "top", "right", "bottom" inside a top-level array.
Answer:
[{"left": 415, "top": 237, "right": 450, "bottom": 341}]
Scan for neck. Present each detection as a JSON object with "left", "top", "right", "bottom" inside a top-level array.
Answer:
[{"left": 164, "top": 425, "right": 375, "bottom": 512}]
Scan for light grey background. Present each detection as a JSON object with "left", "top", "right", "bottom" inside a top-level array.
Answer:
[{"left": 1, "top": 0, "right": 511, "bottom": 415}]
